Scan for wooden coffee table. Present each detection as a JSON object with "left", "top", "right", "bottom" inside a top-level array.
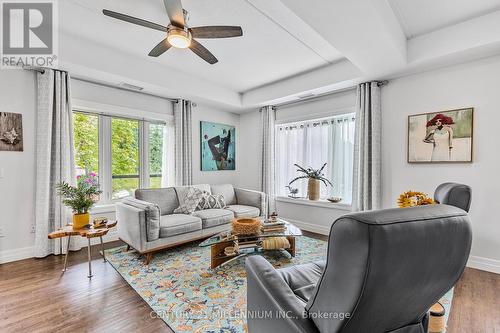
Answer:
[
  {"left": 199, "top": 220, "right": 302, "bottom": 269},
  {"left": 48, "top": 220, "right": 117, "bottom": 278}
]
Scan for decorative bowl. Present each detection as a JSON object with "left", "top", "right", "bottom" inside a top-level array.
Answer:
[
  {"left": 232, "top": 218, "right": 262, "bottom": 235},
  {"left": 327, "top": 197, "right": 342, "bottom": 203}
]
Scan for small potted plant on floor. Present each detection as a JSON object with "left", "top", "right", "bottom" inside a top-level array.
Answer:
[
  {"left": 289, "top": 163, "right": 332, "bottom": 201},
  {"left": 56, "top": 173, "right": 102, "bottom": 229}
]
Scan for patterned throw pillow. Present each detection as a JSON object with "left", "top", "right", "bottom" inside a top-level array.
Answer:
[
  {"left": 197, "top": 192, "right": 226, "bottom": 210},
  {"left": 174, "top": 187, "right": 204, "bottom": 214}
]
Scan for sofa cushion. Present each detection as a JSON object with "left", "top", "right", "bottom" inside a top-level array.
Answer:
[
  {"left": 226, "top": 205, "right": 260, "bottom": 218},
  {"left": 175, "top": 184, "right": 211, "bottom": 206},
  {"left": 159, "top": 214, "right": 202, "bottom": 238},
  {"left": 122, "top": 197, "right": 160, "bottom": 241},
  {"left": 174, "top": 187, "right": 204, "bottom": 214},
  {"left": 211, "top": 184, "right": 237, "bottom": 205},
  {"left": 135, "top": 187, "right": 178, "bottom": 215},
  {"left": 193, "top": 209, "right": 234, "bottom": 228},
  {"left": 277, "top": 261, "right": 326, "bottom": 303}
]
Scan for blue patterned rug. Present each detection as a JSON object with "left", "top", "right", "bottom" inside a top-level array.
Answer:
[{"left": 105, "top": 237, "right": 453, "bottom": 333}]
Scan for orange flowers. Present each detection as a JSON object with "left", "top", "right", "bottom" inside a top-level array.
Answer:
[{"left": 398, "top": 191, "right": 435, "bottom": 208}]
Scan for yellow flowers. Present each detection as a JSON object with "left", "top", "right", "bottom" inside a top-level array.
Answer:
[{"left": 398, "top": 191, "right": 435, "bottom": 208}]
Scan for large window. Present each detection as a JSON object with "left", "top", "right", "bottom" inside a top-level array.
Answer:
[
  {"left": 73, "top": 111, "right": 169, "bottom": 202},
  {"left": 275, "top": 113, "right": 355, "bottom": 203}
]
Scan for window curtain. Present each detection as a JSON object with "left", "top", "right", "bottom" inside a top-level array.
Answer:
[
  {"left": 261, "top": 106, "right": 276, "bottom": 215},
  {"left": 34, "top": 69, "right": 77, "bottom": 257},
  {"left": 161, "top": 123, "right": 175, "bottom": 187},
  {"left": 352, "top": 82, "right": 382, "bottom": 211},
  {"left": 174, "top": 100, "right": 193, "bottom": 186},
  {"left": 276, "top": 115, "right": 355, "bottom": 202}
]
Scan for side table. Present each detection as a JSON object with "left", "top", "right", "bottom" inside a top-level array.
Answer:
[{"left": 48, "top": 220, "right": 117, "bottom": 278}]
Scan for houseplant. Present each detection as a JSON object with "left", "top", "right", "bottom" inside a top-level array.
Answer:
[
  {"left": 289, "top": 163, "right": 333, "bottom": 201},
  {"left": 56, "top": 173, "right": 102, "bottom": 229}
]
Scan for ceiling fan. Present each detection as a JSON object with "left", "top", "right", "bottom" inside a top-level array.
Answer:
[{"left": 102, "top": 0, "right": 243, "bottom": 64}]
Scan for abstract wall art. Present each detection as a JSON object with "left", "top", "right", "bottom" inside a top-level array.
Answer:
[{"left": 200, "top": 121, "right": 235, "bottom": 171}]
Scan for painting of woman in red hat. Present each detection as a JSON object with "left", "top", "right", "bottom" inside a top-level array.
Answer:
[
  {"left": 423, "top": 114, "right": 455, "bottom": 161},
  {"left": 408, "top": 108, "right": 473, "bottom": 163}
]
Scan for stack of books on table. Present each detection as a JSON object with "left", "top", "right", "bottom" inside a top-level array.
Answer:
[{"left": 261, "top": 220, "right": 286, "bottom": 233}]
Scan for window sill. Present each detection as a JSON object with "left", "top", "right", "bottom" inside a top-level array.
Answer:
[
  {"left": 90, "top": 203, "right": 116, "bottom": 214},
  {"left": 275, "top": 196, "right": 352, "bottom": 211}
]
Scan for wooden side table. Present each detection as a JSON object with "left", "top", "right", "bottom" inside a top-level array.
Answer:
[{"left": 48, "top": 220, "right": 117, "bottom": 278}]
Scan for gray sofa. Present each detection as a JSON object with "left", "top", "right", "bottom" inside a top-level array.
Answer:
[
  {"left": 117, "top": 184, "right": 265, "bottom": 264},
  {"left": 246, "top": 183, "right": 472, "bottom": 333}
]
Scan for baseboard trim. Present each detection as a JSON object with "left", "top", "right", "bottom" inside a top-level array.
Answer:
[
  {"left": 0, "top": 231, "right": 119, "bottom": 264},
  {"left": 284, "top": 217, "right": 331, "bottom": 236},
  {"left": 467, "top": 255, "right": 500, "bottom": 274},
  {"left": 0, "top": 246, "right": 34, "bottom": 264}
]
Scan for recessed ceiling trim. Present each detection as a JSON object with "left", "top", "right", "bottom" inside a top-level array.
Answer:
[{"left": 243, "top": 0, "right": 334, "bottom": 64}]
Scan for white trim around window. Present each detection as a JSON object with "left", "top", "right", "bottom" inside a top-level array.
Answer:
[{"left": 73, "top": 99, "right": 174, "bottom": 204}]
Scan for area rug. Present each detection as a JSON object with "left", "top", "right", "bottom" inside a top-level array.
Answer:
[{"left": 105, "top": 237, "right": 454, "bottom": 333}]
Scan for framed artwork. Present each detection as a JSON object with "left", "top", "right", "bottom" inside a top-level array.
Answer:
[
  {"left": 408, "top": 107, "right": 473, "bottom": 163},
  {"left": 0, "top": 112, "right": 23, "bottom": 152},
  {"left": 200, "top": 121, "right": 236, "bottom": 171}
]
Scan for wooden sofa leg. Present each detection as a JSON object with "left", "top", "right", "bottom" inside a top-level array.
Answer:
[
  {"left": 126, "top": 244, "right": 131, "bottom": 252},
  {"left": 144, "top": 253, "right": 153, "bottom": 265}
]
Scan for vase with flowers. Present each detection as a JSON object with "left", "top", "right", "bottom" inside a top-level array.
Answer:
[
  {"left": 56, "top": 173, "right": 102, "bottom": 229},
  {"left": 397, "top": 191, "right": 434, "bottom": 208},
  {"left": 289, "top": 163, "right": 333, "bottom": 201}
]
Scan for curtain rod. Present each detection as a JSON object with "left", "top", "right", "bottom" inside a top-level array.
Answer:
[
  {"left": 23, "top": 65, "right": 68, "bottom": 74},
  {"left": 271, "top": 80, "right": 389, "bottom": 109}
]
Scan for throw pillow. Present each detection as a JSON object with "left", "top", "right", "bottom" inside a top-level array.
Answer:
[
  {"left": 174, "top": 187, "right": 204, "bottom": 214},
  {"left": 198, "top": 193, "right": 226, "bottom": 209}
]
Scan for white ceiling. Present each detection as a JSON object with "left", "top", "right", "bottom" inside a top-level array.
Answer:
[
  {"left": 389, "top": 0, "right": 500, "bottom": 38},
  {"left": 56, "top": 0, "right": 500, "bottom": 112},
  {"left": 62, "top": 0, "right": 343, "bottom": 93}
]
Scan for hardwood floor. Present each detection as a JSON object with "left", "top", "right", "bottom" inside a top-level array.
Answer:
[{"left": 1, "top": 236, "right": 498, "bottom": 333}]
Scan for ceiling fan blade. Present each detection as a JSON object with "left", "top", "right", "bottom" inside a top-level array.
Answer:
[
  {"left": 190, "top": 26, "right": 243, "bottom": 39},
  {"left": 163, "top": 0, "right": 185, "bottom": 28},
  {"left": 103, "top": 9, "right": 167, "bottom": 32},
  {"left": 148, "top": 38, "right": 172, "bottom": 57},
  {"left": 189, "top": 39, "right": 218, "bottom": 64}
]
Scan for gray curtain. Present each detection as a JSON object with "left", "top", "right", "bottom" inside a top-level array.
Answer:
[
  {"left": 352, "top": 82, "right": 382, "bottom": 211},
  {"left": 261, "top": 106, "right": 276, "bottom": 216},
  {"left": 34, "top": 70, "right": 76, "bottom": 257},
  {"left": 174, "top": 100, "right": 193, "bottom": 186}
]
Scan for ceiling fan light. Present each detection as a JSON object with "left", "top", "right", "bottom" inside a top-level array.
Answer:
[{"left": 167, "top": 28, "right": 191, "bottom": 48}]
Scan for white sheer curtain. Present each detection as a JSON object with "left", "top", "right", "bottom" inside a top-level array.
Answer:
[{"left": 276, "top": 114, "right": 355, "bottom": 203}]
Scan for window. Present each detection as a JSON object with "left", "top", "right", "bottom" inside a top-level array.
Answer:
[
  {"left": 275, "top": 113, "right": 355, "bottom": 203},
  {"left": 74, "top": 113, "right": 99, "bottom": 176},
  {"left": 111, "top": 118, "right": 140, "bottom": 199},
  {"left": 148, "top": 122, "right": 166, "bottom": 189},
  {"left": 72, "top": 111, "right": 170, "bottom": 203}
]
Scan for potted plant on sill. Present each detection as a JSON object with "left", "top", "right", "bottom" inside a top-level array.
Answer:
[
  {"left": 56, "top": 173, "right": 102, "bottom": 229},
  {"left": 289, "top": 163, "right": 333, "bottom": 201}
]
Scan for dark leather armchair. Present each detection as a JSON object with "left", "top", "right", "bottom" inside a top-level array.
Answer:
[{"left": 246, "top": 183, "right": 472, "bottom": 333}]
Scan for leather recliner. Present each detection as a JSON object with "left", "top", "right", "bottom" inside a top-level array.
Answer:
[{"left": 246, "top": 183, "right": 472, "bottom": 333}]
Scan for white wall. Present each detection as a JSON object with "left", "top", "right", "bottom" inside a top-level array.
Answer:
[
  {"left": 238, "top": 110, "right": 262, "bottom": 191},
  {"left": 382, "top": 55, "right": 500, "bottom": 270},
  {"left": 0, "top": 70, "right": 37, "bottom": 262},
  {"left": 192, "top": 104, "right": 243, "bottom": 186},
  {"left": 72, "top": 79, "right": 174, "bottom": 118}
]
